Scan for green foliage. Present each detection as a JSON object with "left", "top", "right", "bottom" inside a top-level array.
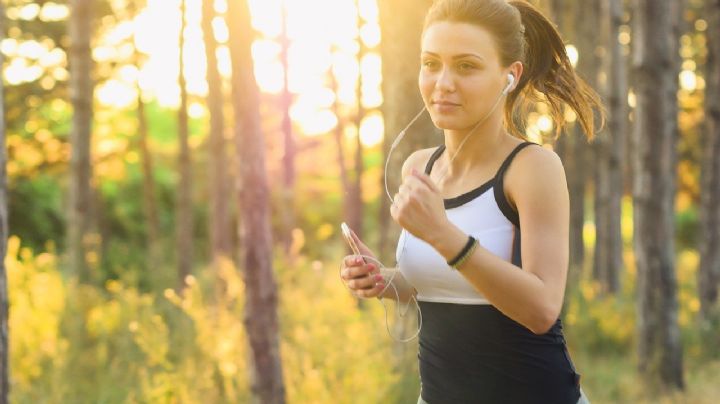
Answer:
[
  {"left": 8, "top": 174, "right": 65, "bottom": 252},
  {"left": 6, "top": 235, "right": 410, "bottom": 403},
  {"left": 676, "top": 206, "right": 699, "bottom": 250},
  {"left": 6, "top": 95, "right": 215, "bottom": 286},
  {"left": 6, "top": 236, "right": 66, "bottom": 393},
  {"left": 9, "top": 228, "right": 720, "bottom": 403},
  {"left": 564, "top": 269, "right": 637, "bottom": 355},
  {"left": 275, "top": 243, "right": 406, "bottom": 403},
  {"left": 7, "top": 221, "right": 720, "bottom": 403}
]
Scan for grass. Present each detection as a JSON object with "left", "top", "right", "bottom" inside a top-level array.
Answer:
[{"left": 575, "top": 350, "right": 720, "bottom": 403}]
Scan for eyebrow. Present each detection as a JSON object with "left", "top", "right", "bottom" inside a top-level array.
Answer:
[{"left": 422, "top": 51, "right": 485, "bottom": 62}]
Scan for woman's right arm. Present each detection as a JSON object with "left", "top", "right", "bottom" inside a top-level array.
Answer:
[
  {"left": 377, "top": 149, "right": 430, "bottom": 303},
  {"left": 376, "top": 149, "right": 427, "bottom": 303},
  {"left": 340, "top": 149, "right": 426, "bottom": 302}
]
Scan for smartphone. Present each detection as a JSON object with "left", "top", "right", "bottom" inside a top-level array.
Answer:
[
  {"left": 341, "top": 222, "right": 366, "bottom": 263},
  {"left": 341, "top": 222, "right": 392, "bottom": 284}
]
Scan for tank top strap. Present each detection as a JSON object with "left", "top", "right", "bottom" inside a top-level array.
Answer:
[
  {"left": 424, "top": 144, "right": 446, "bottom": 175},
  {"left": 494, "top": 141, "right": 538, "bottom": 180},
  {"left": 493, "top": 141, "right": 540, "bottom": 227}
]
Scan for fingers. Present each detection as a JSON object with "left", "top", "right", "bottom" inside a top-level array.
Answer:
[
  {"left": 340, "top": 257, "right": 385, "bottom": 298},
  {"left": 354, "top": 282, "right": 386, "bottom": 298},
  {"left": 347, "top": 272, "right": 383, "bottom": 290},
  {"left": 395, "top": 181, "right": 422, "bottom": 207},
  {"left": 410, "top": 169, "right": 440, "bottom": 193},
  {"left": 343, "top": 255, "right": 364, "bottom": 267},
  {"left": 341, "top": 259, "right": 377, "bottom": 280},
  {"left": 398, "top": 183, "right": 409, "bottom": 195}
]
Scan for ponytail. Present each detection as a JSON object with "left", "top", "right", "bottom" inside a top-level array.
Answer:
[{"left": 507, "top": 0, "right": 605, "bottom": 140}]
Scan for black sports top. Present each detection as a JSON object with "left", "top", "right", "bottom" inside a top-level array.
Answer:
[{"left": 413, "top": 142, "right": 582, "bottom": 404}]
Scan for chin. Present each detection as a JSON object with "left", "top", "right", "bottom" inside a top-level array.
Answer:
[{"left": 430, "top": 115, "right": 467, "bottom": 130}]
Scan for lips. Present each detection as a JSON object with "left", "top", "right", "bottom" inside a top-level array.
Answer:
[
  {"left": 432, "top": 100, "right": 461, "bottom": 113},
  {"left": 433, "top": 100, "right": 461, "bottom": 106}
]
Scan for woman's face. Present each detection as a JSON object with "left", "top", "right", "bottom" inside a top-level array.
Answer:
[{"left": 419, "top": 22, "right": 511, "bottom": 130}]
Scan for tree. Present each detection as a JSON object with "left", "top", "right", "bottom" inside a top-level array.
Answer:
[
  {"left": 377, "top": 0, "right": 436, "bottom": 263},
  {"left": 698, "top": 0, "right": 720, "bottom": 317},
  {"left": 593, "top": 0, "right": 626, "bottom": 294},
  {"left": 0, "top": 4, "right": 9, "bottom": 401},
  {"left": 227, "top": 0, "right": 286, "bottom": 401},
  {"left": 632, "top": 0, "right": 684, "bottom": 390},
  {"left": 569, "top": 0, "right": 597, "bottom": 273},
  {"left": 376, "top": 0, "right": 435, "bottom": 390},
  {"left": 278, "top": 1, "right": 296, "bottom": 255},
  {"left": 67, "top": 0, "right": 95, "bottom": 281},
  {"left": 202, "top": 0, "right": 232, "bottom": 267},
  {"left": 547, "top": 0, "right": 588, "bottom": 292},
  {"left": 349, "top": 0, "right": 368, "bottom": 242},
  {"left": 131, "top": 0, "right": 162, "bottom": 276},
  {"left": 330, "top": 4, "right": 366, "bottom": 268},
  {"left": 176, "top": 0, "right": 193, "bottom": 290},
  {"left": 329, "top": 45, "right": 354, "bottom": 243}
]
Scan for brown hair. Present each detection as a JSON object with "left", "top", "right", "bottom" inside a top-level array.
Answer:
[{"left": 422, "top": 0, "right": 605, "bottom": 140}]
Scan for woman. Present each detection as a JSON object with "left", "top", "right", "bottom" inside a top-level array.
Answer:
[{"left": 340, "top": 0, "right": 603, "bottom": 402}]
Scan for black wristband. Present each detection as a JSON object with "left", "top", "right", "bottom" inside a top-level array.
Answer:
[{"left": 447, "top": 235, "right": 476, "bottom": 267}]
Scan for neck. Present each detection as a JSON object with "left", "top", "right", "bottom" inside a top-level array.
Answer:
[{"left": 440, "top": 113, "right": 507, "bottom": 179}]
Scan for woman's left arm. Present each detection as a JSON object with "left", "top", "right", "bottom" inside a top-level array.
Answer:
[{"left": 427, "top": 147, "right": 570, "bottom": 335}]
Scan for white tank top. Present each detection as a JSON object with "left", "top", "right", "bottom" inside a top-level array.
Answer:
[{"left": 397, "top": 141, "right": 537, "bottom": 305}]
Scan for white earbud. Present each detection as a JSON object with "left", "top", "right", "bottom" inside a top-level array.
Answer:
[{"left": 503, "top": 73, "right": 515, "bottom": 95}]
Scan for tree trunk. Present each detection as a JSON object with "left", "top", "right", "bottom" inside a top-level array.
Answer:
[
  {"left": 547, "top": 0, "right": 581, "bottom": 313},
  {"left": 329, "top": 48, "right": 353, "bottom": 253},
  {"left": 569, "top": 0, "right": 598, "bottom": 273},
  {"left": 378, "top": 0, "right": 437, "bottom": 264},
  {"left": 67, "top": 0, "right": 94, "bottom": 282},
  {"left": 351, "top": 0, "right": 366, "bottom": 245},
  {"left": 133, "top": 1, "right": 161, "bottom": 274},
  {"left": 698, "top": 0, "right": 720, "bottom": 317},
  {"left": 137, "top": 90, "right": 162, "bottom": 269},
  {"left": 227, "top": 1, "right": 286, "bottom": 402},
  {"left": 0, "top": 3, "right": 10, "bottom": 400},
  {"left": 279, "top": 3, "right": 296, "bottom": 256},
  {"left": 330, "top": 42, "right": 366, "bottom": 308},
  {"left": 594, "top": 0, "right": 626, "bottom": 294},
  {"left": 176, "top": 0, "right": 193, "bottom": 290},
  {"left": 377, "top": 0, "right": 436, "bottom": 387},
  {"left": 551, "top": 0, "right": 587, "bottom": 287},
  {"left": 202, "top": 0, "right": 232, "bottom": 267},
  {"left": 632, "top": 0, "right": 684, "bottom": 390}
]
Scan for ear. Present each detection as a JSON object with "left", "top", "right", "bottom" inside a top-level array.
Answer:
[{"left": 507, "top": 61, "right": 524, "bottom": 90}]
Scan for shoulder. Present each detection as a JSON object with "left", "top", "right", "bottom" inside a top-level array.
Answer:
[
  {"left": 511, "top": 143, "right": 564, "bottom": 174},
  {"left": 504, "top": 143, "right": 568, "bottom": 211},
  {"left": 401, "top": 146, "right": 439, "bottom": 182}
]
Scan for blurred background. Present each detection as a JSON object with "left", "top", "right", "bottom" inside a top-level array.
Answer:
[{"left": 0, "top": 0, "right": 719, "bottom": 402}]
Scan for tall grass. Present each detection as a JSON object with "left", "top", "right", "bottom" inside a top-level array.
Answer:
[{"left": 5, "top": 231, "right": 719, "bottom": 403}]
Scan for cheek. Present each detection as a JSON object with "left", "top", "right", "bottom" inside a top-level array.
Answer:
[
  {"left": 418, "top": 73, "right": 434, "bottom": 98},
  {"left": 467, "top": 77, "right": 498, "bottom": 102}
]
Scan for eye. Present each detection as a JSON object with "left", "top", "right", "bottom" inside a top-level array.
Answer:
[
  {"left": 422, "top": 60, "right": 439, "bottom": 69},
  {"left": 458, "top": 62, "right": 476, "bottom": 71}
]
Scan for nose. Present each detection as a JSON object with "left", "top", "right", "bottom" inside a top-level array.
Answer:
[{"left": 435, "top": 67, "right": 456, "bottom": 93}]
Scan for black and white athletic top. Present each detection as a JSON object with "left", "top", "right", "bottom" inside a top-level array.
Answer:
[{"left": 397, "top": 141, "right": 582, "bottom": 404}]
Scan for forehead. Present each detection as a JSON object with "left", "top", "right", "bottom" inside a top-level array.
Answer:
[{"left": 421, "top": 21, "right": 499, "bottom": 62}]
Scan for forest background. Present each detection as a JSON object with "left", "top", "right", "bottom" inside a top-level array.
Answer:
[{"left": 1, "top": 0, "right": 720, "bottom": 403}]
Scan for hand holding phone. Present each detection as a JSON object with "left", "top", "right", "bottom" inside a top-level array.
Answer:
[
  {"left": 341, "top": 222, "right": 365, "bottom": 263},
  {"left": 339, "top": 223, "right": 401, "bottom": 303},
  {"left": 340, "top": 222, "right": 387, "bottom": 297}
]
